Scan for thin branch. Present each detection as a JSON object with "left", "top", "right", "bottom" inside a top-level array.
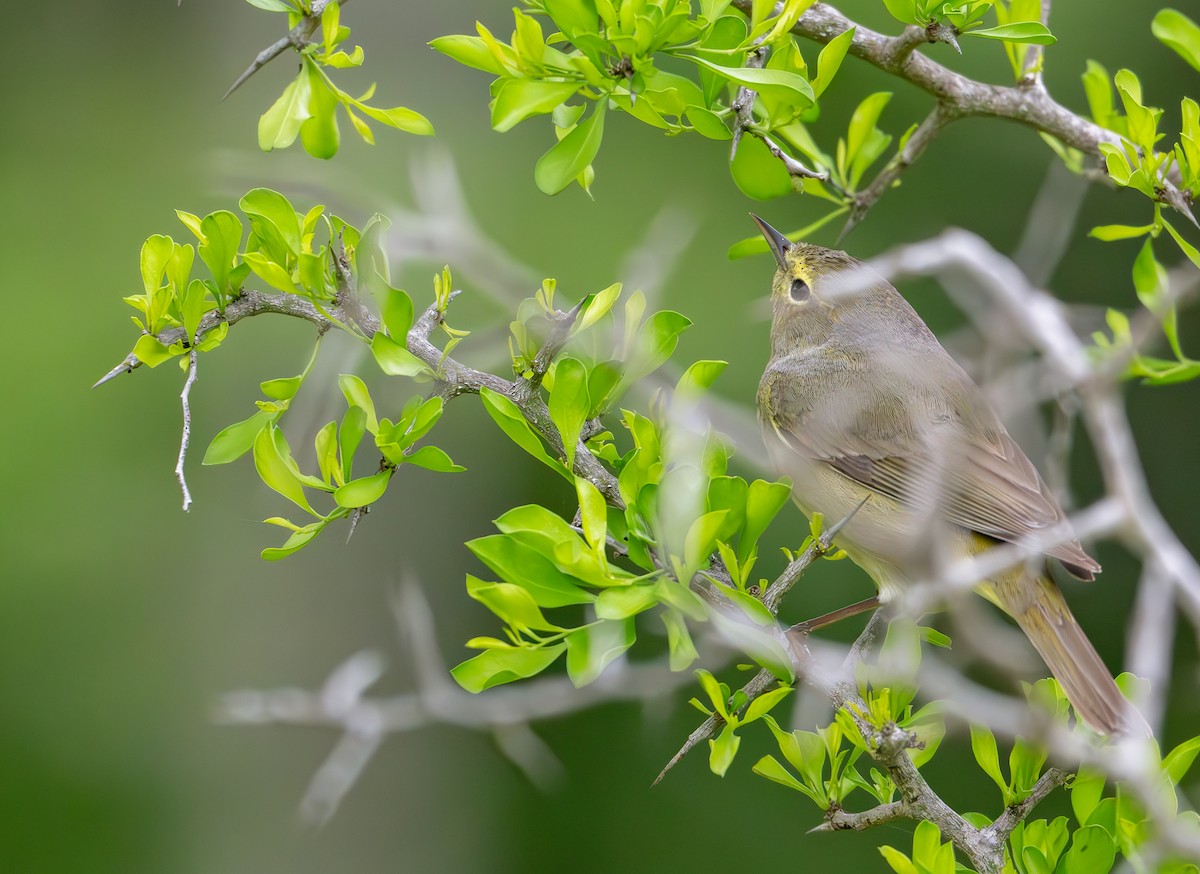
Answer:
[
  {"left": 175, "top": 350, "right": 198, "bottom": 512},
  {"left": 730, "top": 46, "right": 826, "bottom": 181},
  {"left": 985, "top": 768, "right": 1069, "bottom": 845},
  {"left": 653, "top": 500, "right": 870, "bottom": 786},
  {"left": 844, "top": 102, "right": 956, "bottom": 236},
  {"left": 812, "top": 800, "right": 906, "bottom": 833},
  {"left": 221, "top": 0, "right": 342, "bottom": 102}
]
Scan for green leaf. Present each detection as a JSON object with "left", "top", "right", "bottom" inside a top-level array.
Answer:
[
  {"left": 730, "top": 134, "right": 793, "bottom": 200},
  {"left": 575, "top": 282, "right": 621, "bottom": 333},
  {"left": 371, "top": 332, "right": 431, "bottom": 377},
  {"left": 132, "top": 335, "right": 177, "bottom": 368},
  {"left": 682, "top": 509, "right": 728, "bottom": 578},
  {"left": 240, "top": 187, "right": 302, "bottom": 255},
  {"left": 1153, "top": 8, "right": 1200, "bottom": 73},
  {"left": 245, "top": 0, "right": 297, "bottom": 11},
  {"left": 253, "top": 425, "right": 316, "bottom": 515},
  {"left": 300, "top": 59, "right": 340, "bottom": 159},
  {"left": 962, "top": 22, "right": 1056, "bottom": 44},
  {"left": 535, "top": 100, "right": 606, "bottom": 196},
  {"left": 544, "top": 0, "right": 600, "bottom": 40},
  {"left": 877, "top": 846, "right": 918, "bottom": 874},
  {"left": 575, "top": 476, "right": 607, "bottom": 552},
  {"left": 970, "top": 724, "right": 1009, "bottom": 799},
  {"left": 243, "top": 252, "right": 298, "bottom": 295},
  {"left": 333, "top": 469, "right": 392, "bottom": 508},
  {"left": 400, "top": 445, "right": 462, "bottom": 472},
  {"left": 740, "top": 479, "right": 792, "bottom": 564},
  {"left": 198, "top": 211, "right": 244, "bottom": 297},
  {"left": 1089, "top": 223, "right": 1155, "bottom": 241},
  {"left": 258, "top": 71, "right": 313, "bottom": 151},
  {"left": 1071, "top": 768, "right": 1106, "bottom": 826},
  {"left": 467, "top": 534, "right": 594, "bottom": 607},
  {"left": 338, "top": 374, "right": 378, "bottom": 434},
  {"left": 708, "top": 723, "right": 741, "bottom": 777},
  {"left": 881, "top": 0, "right": 919, "bottom": 25},
  {"left": 661, "top": 609, "right": 699, "bottom": 671},
  {"left": 479, "top": 387, "right": 569, "bottom": 478},
  {"left": 466, "top": 575, "right": 563, "bottom": 632},
  {"left": 379, "top": 286, "right": 414, "bottom": 339},
  {"left": 203, "top": 410, "right": 273, "bottom": 465},
  {"left": 813, "top": 25, "right": 855, "bottom": 97},
  {"left": 677, "top": 360, "right": 728, "bottom": 397},
  {"left": 743, "top": 685, "right": 792, "bottom": 723},
  {"left": 595, "top": 585, "right": 660, "bottom": 619},
  {"left": 261, "top": 520, "right": 327, "bottom": 561},
  {"left": 1164, "top": 736, "right": 1200, "bottom": 784},
  {"left": 429, "top": 35, "right": 506, "bottom": 75},
  {"left": 549, "top": 357, "right": 589, "bottom": 469},
  {"left": 752, "top": 754, "right": 808, "bottom": 792},
  {"left": 451, "top": 644, "right": 566, "bottom": 693},
  {"left": 685, "top": 105, "right": 732, "bottom": 140},
  {"left": 565, "top": 618, "right": 635, "bottom": 686},
  {"left": 339, "top": 405, "right": 367, "bottom": 481},
  {"left": 139, "top": 234, "right": 174, "bottom": 296},
  {"left": 684, "top": 55, "right": 814, "bottom": 105},
  {"left": 1059, "top": 824, "right": 1116, "bottom": 874},
  {"left": 492, "top": 79, "right": 581, "bottom": 132}
]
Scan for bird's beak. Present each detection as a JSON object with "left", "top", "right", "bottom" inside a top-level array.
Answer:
[{"left": 750, "top": 214, "right": 791, "bottom": 270}]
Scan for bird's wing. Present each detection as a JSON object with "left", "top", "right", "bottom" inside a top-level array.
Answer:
[{"left": 763, "top": 371, "right": 1099, "bottom": 580}]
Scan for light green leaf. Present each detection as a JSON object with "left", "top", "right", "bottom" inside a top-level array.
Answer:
[
  {"left": 203, "top": 410, "right": 273, "bottom": 465},
  {"left": 565, "top": 618, "right": 635, "bottom": 686},
  {"left": 467, "top": 534, "right": 594, "bottom": 607},
  {"left": 595, "top": 585, "right": 660, "bottom": 619},
  {"left": 404, "top": 445, "right": 465, "bottom": 472},
  {"left": 1153, "top": 8, "right": 1200, "bottom": 73},
  {"left": 535, "top": 100, "right": 606, "bottom": 195},
  {"left": 258, "top": 71, "right": 313, "bottom": 151},
  {"left": 1089, "top": 224, "right": 1155, "bottom": 241},
  {"left": 429, "top": 35, "right": 506, "bottom": 75},
  {"left": 338, "top": 374, "right": 378, "bottom": 434},
  {"left": 253, "top": 425, "right": 316, "bottom": 515},
  {"left": 549, "top": 357, "right": 589, "bottom": 468},
  {"left": 970, "top": 724, "right": 1008, "bottom": 798},
  {"left": 708, "top": 723, "right": 741, "bottom": 777},
  {"left": 575, "top": 282, "right": 621, "bottom": 333},
  {"left": 575, "top": 476, "right": 607, "bottom": 552},
  {"left": 661, "top": 609, "right": 699, "bottom": 671},
  {"left": 962, "top": 22, "right": 1056, "bottom": 44},
  {"left": 752, "top": 754, "right": 808, "bottom": 792},
  {"left": 479, "top": 387, "right": 570, "bottom": 478},
  {"left": 333, "top": 469, "right": 392, "bottom": 508},
  {"left": 132, "top": 334, "right": 177, "bottom": 368},
  {"left": 684, "top": 55, "right": 814, "bottom": 104},
  {"left": 300, "top": 59, "right": 340, "bottom": 159},
  {"left": 466, "top": 575, "right": 563, "bottom": 632},
  {"left": 730, "top": 134, "right": 793, "bottom": 200},
  {"left": 492, "top": 79, "right": 581, "bottom": 132},
  {"left": 371, "top": 332, "right": 431, "bottom": 377},
  {"left": 451, "top": 644, "right": 566, "bottom": 693},
  {"left": 813, "top": 25, "right": 855, "bottom": 96}
]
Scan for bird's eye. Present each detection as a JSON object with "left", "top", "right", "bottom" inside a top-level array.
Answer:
[{"left": 789, "top": 278, "right": 810, "bottom": 302}]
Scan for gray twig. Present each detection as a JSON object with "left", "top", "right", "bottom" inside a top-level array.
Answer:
[{"left": 176, "top": 350, "right": 198, "bottom": 512}]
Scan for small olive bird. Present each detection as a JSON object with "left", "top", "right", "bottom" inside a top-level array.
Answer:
[{"left": 751, "top": 215, "right": 1137, "bottom": 735}]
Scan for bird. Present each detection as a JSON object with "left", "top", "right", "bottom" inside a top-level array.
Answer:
[{"left": 751, "top": 214, "right": 1139, "bottom": 735}]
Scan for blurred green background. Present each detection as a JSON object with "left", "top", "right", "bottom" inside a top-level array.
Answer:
[{"left": 4, "top": 1, "right": 1200, "bottom": 871}]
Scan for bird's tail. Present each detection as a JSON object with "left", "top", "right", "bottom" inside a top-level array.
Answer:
[{"left": 993, "top": 574, "right": 1144, "bottom": 736}]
